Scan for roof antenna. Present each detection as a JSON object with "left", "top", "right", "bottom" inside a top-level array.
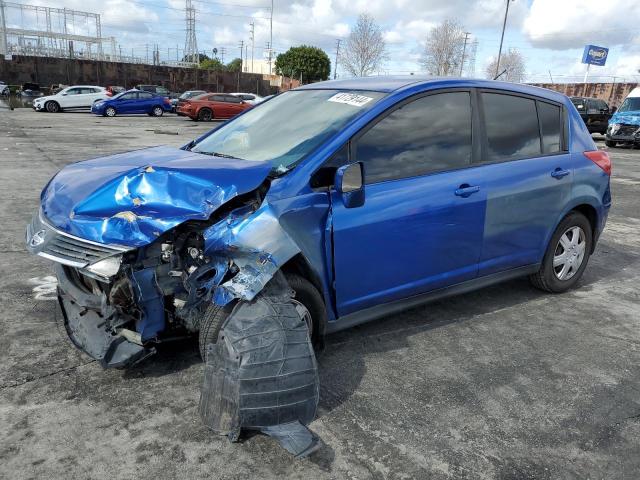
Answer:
[{"left": 493, "top": 69, "right": 507, "bottom": 81}]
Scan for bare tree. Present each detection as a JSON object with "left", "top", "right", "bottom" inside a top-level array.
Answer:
[
  {"left": 340, "top": 13, "right": 387, "bottom": 77},
  {"left": 421, "top": 19, "right": 466, "bottom": 76},
  {"left": 486, "top": 48, "right": 526, "bottom": 82}
]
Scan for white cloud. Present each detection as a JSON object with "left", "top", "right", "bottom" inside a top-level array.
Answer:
[{"left": 524, "top": 0, "right": 640, "bottom": 50}]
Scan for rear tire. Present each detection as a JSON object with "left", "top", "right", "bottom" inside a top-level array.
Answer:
[
  {"left": 105, "top": 106, "right": 116, "bottom": 117},
  {"left": 605, "top": 140, "right": 616, "bottom": 148},
  {"left": 198, "top": 108, "right": 213, "bottom": 121},
  {"left": 529, "top": 212, "right": 592, "bottom": 293},
  {"left": 46, "top": 101, "right": 60, "bottom": 113},
  {"left": 152, "top": 106, "right": 164, "bottom": 117}
]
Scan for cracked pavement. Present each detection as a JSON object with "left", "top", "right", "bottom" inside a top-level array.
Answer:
[{"left": 1, "top": 106, "right": 639, "bottom": 479}]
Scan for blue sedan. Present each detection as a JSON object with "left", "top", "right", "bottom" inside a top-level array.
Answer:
[{"left": 92, "top": 89, "right": 172, "bottom": 117}]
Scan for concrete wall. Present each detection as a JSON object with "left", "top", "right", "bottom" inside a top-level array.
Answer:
[
  {"left": 529, "top": 82, "right": 638, "bottom": 108},
  {"left": 0, "top": 55, "right": 293, "bottom": 95}
]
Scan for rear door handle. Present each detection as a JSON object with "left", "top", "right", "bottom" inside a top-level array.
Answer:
[
  {"left": 551, "top": 168, "right": 570, "bottom": 179},
  {"left": 455, "top": 185, "right": 480, "bottom": 197}
]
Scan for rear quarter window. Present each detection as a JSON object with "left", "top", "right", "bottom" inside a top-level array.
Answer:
[{"left": 537, "top": 101, "right": 562, "bottom": 154}]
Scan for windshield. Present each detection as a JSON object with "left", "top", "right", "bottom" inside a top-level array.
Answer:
[
  {"left": 191, "top": 89, "right": 386, "bottom": 173},
  {"left": 618, "top": 97, "right": 640, "bottom": 113}
]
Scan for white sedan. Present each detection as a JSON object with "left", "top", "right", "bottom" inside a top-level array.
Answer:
[
  {"left": 228, "top": 92, "right": 264, "bottom": 105},
  {"left": 33, "top": 86, "right": 109, "bottom": 113}
]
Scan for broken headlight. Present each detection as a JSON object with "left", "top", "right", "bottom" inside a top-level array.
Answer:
[{"left": 83, "top": 255, "right": 122, "bottom": 280}]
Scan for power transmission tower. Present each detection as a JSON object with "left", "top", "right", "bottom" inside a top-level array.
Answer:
[
  {"left": 459, "top": 32, "right": 470, "bottom": 76},
  {"left": 465, "top": 40, "right": 478, "bottom": 77},
  {"left": 184, "top": 0, "right": 198, "bottom": 64},
  {"left": 249, "top": 22, "right": 255, "bottom": 73},
  {"left": 334, "top": 39, "right": 341, "bottom": 79}
]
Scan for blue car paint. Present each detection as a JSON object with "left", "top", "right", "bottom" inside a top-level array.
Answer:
[
  {"left": 91, "top": 90, "right": 172, "bottom": 116},
  {"left": 30, "top": 77, "right": 610, "bottom": 342},
  {"left": 40, "top": 146, "right": 272, "bottom": 246}
]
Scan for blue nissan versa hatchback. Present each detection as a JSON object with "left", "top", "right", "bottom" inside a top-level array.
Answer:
[{"left": 26, "top": 77, "right": 612, "bottom": 368}]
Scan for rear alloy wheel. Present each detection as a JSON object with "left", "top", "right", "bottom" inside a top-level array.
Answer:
[
  {"left": 105, "top": 106, "right": 117, "bottom": 117},
  {"left": 198, "top": 108, "right": 213, "bottom": 122},
  {"left": 46, "top": 101, "right": 60, "bottom": 113},
  {"left": 529, "top": 212, "right": 592, "bottom": 293},
  {"left": 152, "top": 106, "right": 164, "bottom": 117},
  {"left": 605, "top": 140, "right": 616, "bottom": 148}
]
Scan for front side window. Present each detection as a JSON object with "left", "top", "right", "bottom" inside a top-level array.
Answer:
[
  {"left": 191, "top": 89, "right": 386, "bottom": 174},
  {"left": 355, "top": 92, "right": 472, "bottom": 184},
  {"left": 138, "top": 92, "right": 153, "bottom": 99},
  {"left": 538, "top": 101, "right": 562, "bottom": 154},
  {"left": 119, "top": 93, "right": 136, "bottom": 100},
  {"left": 65, "top": 88, "right": 81, "bottom": 95},
  {"left": 482, "top": 93, "right": 541, "bottom": 161}
]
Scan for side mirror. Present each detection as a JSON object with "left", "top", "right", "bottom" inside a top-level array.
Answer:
[
  {"left": 61, "top": 92, "right": 67, "bottom": 96},
  {"left": 335, "top": 162, "right": 365, "bottom": 208}
]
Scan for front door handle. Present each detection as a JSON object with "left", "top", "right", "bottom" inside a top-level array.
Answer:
[
  {"left": 551, "top": 168, "right": 570, "bottom": 179},
  {"left": 455, "top": 184, "right": 480, "bottom": 197}
]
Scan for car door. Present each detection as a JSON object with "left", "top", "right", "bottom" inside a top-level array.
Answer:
[
  {"left": 73, "top": 88, "right": 96, "bottom": 108},
  {"left": 475, "top": 91, "right": 572, "bottom": 276},
  {"left": 60, "top": 87, "right": 83, "bottom": 108},
  {"left": 137, "top": 92, "right": 154, "bottom": 113},
  {"left": 224, "top": 95, "right": 245, "bottom": 116},
  {"left": 330, "top": 90, "right": 486, "bottom": 316},
  {"left": 116, "top": 92, "right": 138, "bottom": 114}
]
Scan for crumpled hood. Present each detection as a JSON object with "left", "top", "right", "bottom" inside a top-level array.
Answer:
[
  {"left": 41, "top": 146, "right": 272, "bottom": 247},
  {"left": 610, "top": 110, "right": 640, "bottom": 126}
]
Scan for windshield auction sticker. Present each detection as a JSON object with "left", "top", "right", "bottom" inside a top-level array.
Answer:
[{"left": 327, "top": 93, "right": 374, "bottom": 107}]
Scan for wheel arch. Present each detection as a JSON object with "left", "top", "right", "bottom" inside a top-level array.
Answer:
[{"left": 570, "top": 203, "right": 599, "bottom": 253}]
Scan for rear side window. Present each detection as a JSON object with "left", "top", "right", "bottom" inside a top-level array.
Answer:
[
  {"left": 210, "top": 95, "right": 225, "bottom": 102},
  {"left": 538, "top": 102, "right": 562, "bottom": 154},
  {"left": 225, "top": 95, "right": 242, "bottom": 103},
  {"left": 482, "top": 93, "right": 541, "bottom": 161},
  {"left": 355, "top": 91, "right": 472, "bottom": 184},
  {"left": 138, "top": 92, "right": 153, "bottom": 99}
]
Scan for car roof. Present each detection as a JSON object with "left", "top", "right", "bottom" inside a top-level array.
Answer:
[
  {"left": 66, "top": 85, "right": 104, "bottom": 88},
  {"left": 296, "top": 76, "right": 568, "bottom": 102}
]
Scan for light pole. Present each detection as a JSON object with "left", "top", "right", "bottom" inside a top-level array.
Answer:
[{"left": 495, "top": 0, "right": 513, "bottom": 79}]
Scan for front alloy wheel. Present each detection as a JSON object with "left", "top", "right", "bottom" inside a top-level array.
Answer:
[{"left": 105, "top": 106, "right": 116, "bottom": 117}]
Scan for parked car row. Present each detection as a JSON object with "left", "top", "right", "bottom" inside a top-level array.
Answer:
[{"left": 27, "top": 82, "right": 265, "bottom": 120}]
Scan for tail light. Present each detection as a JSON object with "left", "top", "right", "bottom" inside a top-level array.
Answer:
[
  {"left": 163, "top": 97, "right": 171, "bottom": 104},
  {"left": 584, "top": 150, "right": 612, "bottom": 176}
]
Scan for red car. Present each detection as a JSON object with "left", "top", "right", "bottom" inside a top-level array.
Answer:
[{"left": 177, "top": 93, "right": 252, "bottom": 121}]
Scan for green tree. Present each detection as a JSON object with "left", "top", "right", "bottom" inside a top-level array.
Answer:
[
  {"left": 200, "top": 58, "right": 225, "bottom": 70},
  {"left": 182, "top": 53, "right": 209, "bottom": 63},
  {"left": 226, "top": 58, "right": 242, "bottom": 73},
  {"left": 275, "top": 45, "right": 331, "bottom": 83}
]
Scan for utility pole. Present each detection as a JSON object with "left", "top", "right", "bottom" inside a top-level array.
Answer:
[
  {"left": 334, "top": 39, "right": 341, "bottom": 79},
  {"left": 249, "top": 22, "right": 255, "bottom": 73},
  {"left": 269, "top": 0, "right": 273, "bottom": 74},
  {"left": 245, "top": 44, "right": 248, "bottom": 72},
  {"left": 460, "top": 32, "right": 470, "bottom": 76},
  {"left": 495, "top": 0, "right": 512, "bottom": 79},
  {"left": 220, "top": 46, "right": 226, "bottom": 64},
  {"left": 238, "top": 40, "right": 244, "bottom": 91}
]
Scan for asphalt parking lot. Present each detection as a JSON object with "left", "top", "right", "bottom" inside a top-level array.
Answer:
[{"left": 1, "top": 106, "right": 639, "bottom": 480}]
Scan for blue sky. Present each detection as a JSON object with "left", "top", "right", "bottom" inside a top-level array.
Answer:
[{"left": 10, "top": 0, "right": 640, "bottom": 82}]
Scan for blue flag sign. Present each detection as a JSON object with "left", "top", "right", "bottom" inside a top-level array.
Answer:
[{"left": 582, "top": 45, "right": 609, "bottom": 66}]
